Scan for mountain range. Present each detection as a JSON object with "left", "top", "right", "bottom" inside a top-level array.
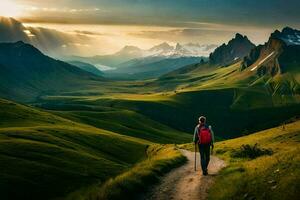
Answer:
[
  {"left": 1, "top": 27, "right": 299, "bottom": 101},
  {"left": 159, "top": 27, "right": 300, "bottom": 107},
  {"left": 70, "top": 42, "right": 217, "bottom": 71}
]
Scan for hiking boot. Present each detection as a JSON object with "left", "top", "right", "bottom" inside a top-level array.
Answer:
[{"left": 203, "top": 170, "right": 208, "bottom": 176}]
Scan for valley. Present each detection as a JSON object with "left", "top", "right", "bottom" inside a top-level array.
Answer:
[{"left": 0, "top": 16, "right": 299, "bottom": 200}]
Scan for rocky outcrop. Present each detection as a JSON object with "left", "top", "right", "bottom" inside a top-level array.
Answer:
[{"left": 209, "top": 33, "right": 255, "bottom": 66}]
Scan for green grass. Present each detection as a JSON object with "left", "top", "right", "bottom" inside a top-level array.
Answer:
[
  {"left": 51, "top": 109, "right": 191, "bottom": 144},
  {"left": 0, "top": 98, "right": 151, "bottom": 200},
  {"left": 64, "top": 144, "right": 186, "bottom": 200},
  {"left": 208, "top": 120, "right": 300, "bottom": 200},
  {"left": 32, "top": 96, "right": 191, "bottom": 144}
]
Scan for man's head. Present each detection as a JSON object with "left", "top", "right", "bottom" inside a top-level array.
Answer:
[{"left": 199, "top": 116, "right": 206, "bottom": 124}]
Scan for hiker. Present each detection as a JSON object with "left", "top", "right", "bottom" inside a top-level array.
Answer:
[{"left": 193, "top": 116, "right": 214, "bottom": 175}]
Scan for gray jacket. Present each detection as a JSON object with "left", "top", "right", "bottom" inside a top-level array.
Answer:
[{"left": 193, "top": 124, "right": 215, "bottom": 144}]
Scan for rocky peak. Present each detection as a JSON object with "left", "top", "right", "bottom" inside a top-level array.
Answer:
[
  {"left": 209, "top": 33, "right": 255, "bottom": 65},
  {"left": 270, "top": 27, "right": 300, "bottom": 45}
]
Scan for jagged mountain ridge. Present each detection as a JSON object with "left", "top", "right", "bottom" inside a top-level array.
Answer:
[
  {"left": 209, "top": 33, "right": 255, "bottom": 66},
  {"left": 241, "top": 27, "right": 300, "bottom": 76}
]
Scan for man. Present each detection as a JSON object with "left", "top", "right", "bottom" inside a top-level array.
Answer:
[{"left": 193, "top": 116, "right": 215, "bottom": 175}]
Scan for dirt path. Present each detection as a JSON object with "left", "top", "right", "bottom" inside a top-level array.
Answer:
[{"left": 142, "top": 150, "right": 226, "bottom": 200}]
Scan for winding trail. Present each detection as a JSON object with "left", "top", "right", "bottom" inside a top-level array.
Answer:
[{"left": 142, "top": 150, "right": 226, "bottom": 200}]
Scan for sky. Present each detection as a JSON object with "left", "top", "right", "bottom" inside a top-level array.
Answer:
[{"left": 1, "top": 0, "right": 300, "bottom": 55}]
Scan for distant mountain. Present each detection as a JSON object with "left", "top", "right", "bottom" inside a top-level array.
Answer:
[
  {"left": 142, "top": 42, "right": 217, "bottom": 57},
  {"left": 67, "top": 61, "right": 104, "bottom": 76},
  {"left": 105, "top": 56, "right": 205, "bottom": 79},
  {"left": 148, "top": 42, "right": 174, "bottom": 54},
  {"left": 0, "top": 41, "right": 102, "bottom": 102},
  {"left": 70, "top": 45, "right": 145, "bottom": 69},
  {"left": 71, "top": 42, "right": 217, "bottom": 69},
  {"left": 209, "top": 33, "right": 255, "bottom": 66}
]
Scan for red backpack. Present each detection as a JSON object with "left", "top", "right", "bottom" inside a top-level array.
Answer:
[{"left": 198, "top": 125, "right": 212, "bottom": 144}]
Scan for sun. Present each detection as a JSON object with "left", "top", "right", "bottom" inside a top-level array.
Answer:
[{"left": 0, "top": 0, "right": 22, "bottom": 18}]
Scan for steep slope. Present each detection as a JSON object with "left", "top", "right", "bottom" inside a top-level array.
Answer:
[
  {"left": 241, "top": 27, "right": 300, "bottom": 97},
  {"left": 0, "top": 98, "right": 148, "bottom": 200},
  {"left": 209, "top": 33, "right": 255, "bottom": 66},
  {"left": 271, "top": 27, "right": 300, "bottom": 45},
  {"left": 0, "top": 41, "right": 103, "bottom": 102}
]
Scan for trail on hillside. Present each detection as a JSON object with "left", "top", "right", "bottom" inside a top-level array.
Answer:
[{"left": 141, "top": 150, "right": 226, "bottom": 200}]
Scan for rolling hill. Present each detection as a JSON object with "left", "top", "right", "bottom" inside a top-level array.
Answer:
[
  {"left": 0, "top": 41, "right": 104, "bottom": 102},
  {"left": 0, "top": 98, "right": 148, "bottom": 200}
]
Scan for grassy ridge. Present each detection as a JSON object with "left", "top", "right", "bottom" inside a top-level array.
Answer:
[
  {"left": 64, "top": 144, "right": 186, "bottom": 200},
  {"left": 52, "top": 109, "right": 191, "bottom": 144},
  {"left": 208, "top": 120, "right": 300, "bottom": 200}
]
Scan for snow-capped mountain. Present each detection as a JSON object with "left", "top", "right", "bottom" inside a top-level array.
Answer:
[
  {"left": 271, "top": 27, "right": 300, "bottom": 46},
  {"left": 115, "top": 42, "right": 217, "bottom": 58},
  {"left": 70, "top": 42, "right": 217, "bottom": 70},
  {"left": 145, "top": 42, "right": 217, "bottom": 57}
]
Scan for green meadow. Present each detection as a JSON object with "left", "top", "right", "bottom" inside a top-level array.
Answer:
[{"left": 209, "top": 120, "right": 300, "bottom": 200}]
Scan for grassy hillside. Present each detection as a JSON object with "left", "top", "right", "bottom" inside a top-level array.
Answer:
[
  {"left": 38, "top": 88, "right": 300, "bottom": 139},
  {"left": 33, "top": 96, "right": 191, "bottom": 143},
  {"left": 208, "top": 119, "right": 300, "bottom": 200},
  {"left": 0, "top": 98, "right": 151, "bottom": 200}
]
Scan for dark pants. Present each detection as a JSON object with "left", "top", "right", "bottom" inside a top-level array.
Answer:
[{"left": 198, "top": 144, "right": 211, "bottom": 172}]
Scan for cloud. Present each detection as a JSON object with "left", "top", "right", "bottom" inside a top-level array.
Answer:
[
  {"left": 129, "top": 28, "right": 234, "bottom": 44},
  {"left": 23, "top": 6, "right": 102, "bottom": 14},
  {"left": 73, "top": 30, "right": 104, "bottom": 36},
  {"left": 0, "top": 17, "right": 96, "bottom": 57}
]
